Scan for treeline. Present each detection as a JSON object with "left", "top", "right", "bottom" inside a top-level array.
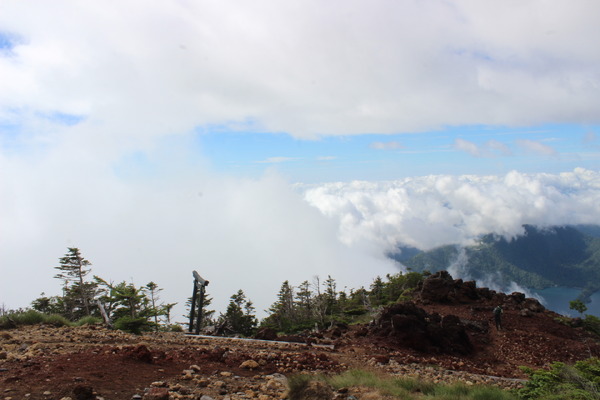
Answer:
[
  {"left": 260, "top": 271, "right": 425, "bottom": 334},
  {"left": 29, "top": 248, "right": 177, "bottom": 333},
  {"left": 9, "top": 247, "right": 426, "bottom": 335},
  {"left": 193, "top": 270, "right": 425, "bottom": 337}
]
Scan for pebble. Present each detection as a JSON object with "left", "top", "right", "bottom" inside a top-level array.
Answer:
[{"left": 240, "top": 360, "right": 260, "bottom": 370}]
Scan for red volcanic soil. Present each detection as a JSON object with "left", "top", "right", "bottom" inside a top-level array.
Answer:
[{"left": 1, "top": 275, "right": 598, "bottom": 400}]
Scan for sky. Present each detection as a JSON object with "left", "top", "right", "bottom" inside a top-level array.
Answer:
[{"left": 1, "top": 1, "right": 600, "bottom": 320}]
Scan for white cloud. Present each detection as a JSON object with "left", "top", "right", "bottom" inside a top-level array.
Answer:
[
  {"left": 255, "top": 157, "right": 300, "bottom": 164},
  {"left": 2, "top": 0, "right": 600, "bottom": 321},
  {"left": 486, "top": 139, "right": 512, "bottom": 156},
  {"left": 299, "top": 168, "right": 600, "bottom": 252},
  {"left": 1, "top": 0, "right": 599, "bottom": 140},
  {"left": 516, "top": 139, "right": 558, "bottom": 156},
  {"left": 0, "top": 144, "right": 396, "bottom": 318},
  {"left": 454, "top": 138, "right": 481, "bottom": 157},
  {"left": 583, "top": 131, "right": 597, "bottom": 144},
  {"left": 454, "top": 138, "right": 512, "bottom": 157},
  {"left": 370, "top": 141, "right": 404, "bottom": 150}
]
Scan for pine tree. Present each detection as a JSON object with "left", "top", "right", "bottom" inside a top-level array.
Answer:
[
  {"left": 144, "top": 282, "right": 162, "bottom": 327},
  {"left": 223, "top": 289, "right": 257, "bottom": 336},
  {"left": 54, "top": 248, "right": 97, "bottom": 319},
  {"left": 265, "top": 281, "right": 296, "bottom": 332},
  {"left": 295, "top": 280, "right": 313, "bottom": 322},
  {"left": 324, "top": 275, "right": 338, "bottom": 317},
  {"left": 369, "top": 276, "right": 385, "bottom": 305}
]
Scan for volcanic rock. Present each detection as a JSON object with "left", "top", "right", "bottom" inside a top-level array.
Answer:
[
  {"left": 374, "top": 301, "right": 473, "bottom": 354},
  {"left": 254, "top": 328, "right": 278, "bottom": 341},
  {"left": 72, "top": 385, "right": 94, "bottom": 400}
]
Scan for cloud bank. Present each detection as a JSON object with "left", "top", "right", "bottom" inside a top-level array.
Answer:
[
  {"left": 1, "top": 0, "right": 600, "bottom": 140},
  {"left": 0, "top": 145, "right": 396, "bottom": 318},
  {"left": 299, "top": 168, "right": 600, "bottom": 252}
]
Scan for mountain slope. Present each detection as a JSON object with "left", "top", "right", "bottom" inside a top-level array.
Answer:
[{"left": 396, "top": 225, "right": 600, "bottom": 293}]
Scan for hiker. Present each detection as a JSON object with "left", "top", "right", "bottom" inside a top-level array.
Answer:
[{"left": 493, "top": 305, "right": 503, "bottom": 331}]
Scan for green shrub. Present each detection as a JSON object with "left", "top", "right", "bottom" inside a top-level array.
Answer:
[
  {"left": 10, "top": 310, "right": 46, "bottom": 325},
  {"left": 287, "top": 374, "right": 316, "bottom": 400},
  {"left": 167, "top": 324, "right": 184, "bottom": 332},
  {"left": 290, "top": 369, "right": 517, "bottom": 399},
  {"left": 114, "top": 316, "right": 154, "bottom": 334},
  {"left": 518, "top": 358, "right": 600, "bottom": 400},
  {"left": 44, "top": 314, "right": 71, "bottom": 327},
  {"left": 468, "top": 386, "right": 517, "bottom": 400},
  {"left": 0, "top": 315, "right": 17, "bottom": 329},
  {"left": 583, "top": 315, "right": 600, "bottom": 337},
  {"left": 75, "top": 316, "right": 103, "bottom": 326}
]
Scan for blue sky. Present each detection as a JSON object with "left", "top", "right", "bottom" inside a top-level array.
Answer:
[
  {"left": 193, "top": 124, "right": 599, "bottom": 183},
  {"left": 2, "top": 0, "right": 600, "bottom": 317}
]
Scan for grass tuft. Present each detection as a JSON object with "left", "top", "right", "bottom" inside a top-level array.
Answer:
[
  {"left": 44, "top": 314, "right": 71, "bottom": 327},
  {"left": 288, "top": 369, "right": 520, "bottom": 400},
  {"left": 9, "top": 310, "right": 46, "bottom": 325},
  {"left": 75, "top": 316, "right": 102, "bottom": 326}
]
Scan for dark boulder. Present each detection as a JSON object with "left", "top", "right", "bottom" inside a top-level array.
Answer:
[
  {"left": 419, "top": 271, "right": 482, "bottom": 304},
  {"left": 254, "top": 327, "right": 278, "bottom": 341},
  {"left": 373, "top": 301, "right": 473, "bottom": 355}
]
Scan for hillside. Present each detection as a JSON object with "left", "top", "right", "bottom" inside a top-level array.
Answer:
[
  {"left": 1, "top": 273, "right": 599, "bottom": 399},
  {"left": 396, "top": 225, "right": 600, "bottom": 295}
]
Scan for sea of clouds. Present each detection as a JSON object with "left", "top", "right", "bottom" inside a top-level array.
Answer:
[{"left": 299, "top": 168, "right": 600, "bottom": 253}]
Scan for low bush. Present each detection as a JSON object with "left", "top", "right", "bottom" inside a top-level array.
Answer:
[
  {"left": 44, "top": 314, "right": 71, "bottom": 327},
  {"left": 75, "top": 316, "right": 103, "bottom": 326},
  {"left": 289, "top": 369, "right": 516, "bottom": 399},
  {"left": 583, "top": 315, "right": 600, "bottom": 337},
  {"left": 0, "top": 310, "right": 73, "bottom": 329},
  {"left": 518, "top": 358, "right": 600, "bottom": 400},
  {"left": 8, "top": 310, "right": 46, "bottom": 325},
  {"left": 114, "top": 316, "right": 155, "bottom": 335}
]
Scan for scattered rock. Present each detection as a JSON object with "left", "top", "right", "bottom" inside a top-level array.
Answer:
[
  {"left": 254, "top": 328, "right": 278, "bottom": 341},
  {"left": 240, "top": 360, "right": 260, "bottom": 370},
  {"left": 72, "top": 385, "right": 94, "bottom": 400},
  {"left": 290, "top": 380, "right": 333, "bottom": 400},
  {"left": 143, "top": 387, "right": 169, "bottom": 400},
  {"left": 125, "top": 344, "right": 154, "bottom": 363}
]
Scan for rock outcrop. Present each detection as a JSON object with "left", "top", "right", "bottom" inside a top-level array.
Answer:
[{"left": 372, "top": 301, "right": 473, "bottom": 355}]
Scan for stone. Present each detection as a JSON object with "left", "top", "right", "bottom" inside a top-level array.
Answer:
[
  {"left": 199, "top": 396, "right": 214, "bottom": 400},
  {"left": 292, "top": 380, "right": 333, "bottom": 400},
  {"left": 211, "top": 380, "right": 226, "bottom": 389},
  {"left": 72, "top": 385, "right": 94, "bottom": 400},
  {"left": 240, "top": 360, "right": 260, "bottom": 370},
  {"left": 143, "top": 387, "right": 169, "bottom": 400},
  {"left": 254, "top": 327, "right": 278, "bottom": 341}
]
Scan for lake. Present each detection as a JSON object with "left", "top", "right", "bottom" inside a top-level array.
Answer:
[{"left": 531, "top": 287, "right": 600, "bottom": 317}]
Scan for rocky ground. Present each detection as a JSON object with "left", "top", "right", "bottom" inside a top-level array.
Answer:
[{"left": 2, "top": 274, "right": 599, "bottom": 400}]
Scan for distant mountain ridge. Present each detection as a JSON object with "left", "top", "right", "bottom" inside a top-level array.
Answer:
[{"left": 391, "top": 225, "right": 600, "bottom": 298}]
